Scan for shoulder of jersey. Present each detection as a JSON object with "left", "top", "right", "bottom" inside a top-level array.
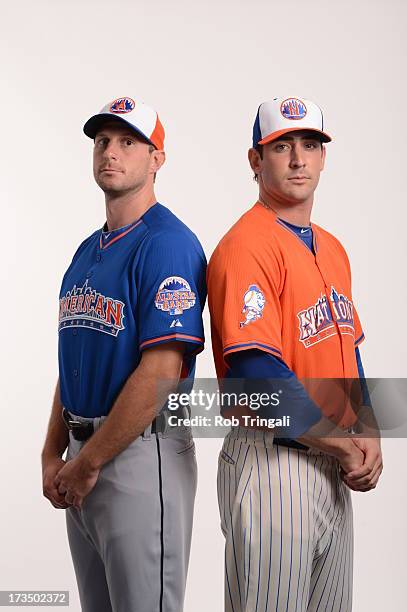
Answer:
[
  {"left": 71, "top": 228, "right": 100, "bottom": 260},
  {"left": 141, "top": 203, "right": 206, "bottom": 262},
  {"left": 312, "top": 222, "right": 349, "bottom": 259},
  {"left": 209, "top": 204, "right": 281, "bottom": 263}
]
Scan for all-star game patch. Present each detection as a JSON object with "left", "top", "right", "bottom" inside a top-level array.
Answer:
[{"left": 154, "top": 276, "right": 196, "bottom": 316}]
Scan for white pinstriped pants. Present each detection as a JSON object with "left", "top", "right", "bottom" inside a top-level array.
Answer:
[{"left": 217, "top": 428, "right": 353, "bottom": 612}]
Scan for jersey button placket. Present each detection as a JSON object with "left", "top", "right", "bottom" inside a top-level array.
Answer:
[
  {"left": 313, "top": 247, "right": 345, "bottom": 364},
  {"left": 319, "top": 266, "right": 347, "bottom": 377},
  {"left": 96, "top": 235, "right": 103, "bottom": 264}
]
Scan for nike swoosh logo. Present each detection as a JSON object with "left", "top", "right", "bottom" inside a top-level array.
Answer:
[{"left": 300, "top": 228, "right": 310, "bottom": 234}]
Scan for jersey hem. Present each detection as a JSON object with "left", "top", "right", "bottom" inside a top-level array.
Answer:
[
  {"left": 139, "top": 333, "right": 204, "bottom": 352},
  {"left": 223, "top": 341, "right": 282, "bottom": 358},
  {"left": 354, "top": 332, "right": 365, "bottom": 347}
]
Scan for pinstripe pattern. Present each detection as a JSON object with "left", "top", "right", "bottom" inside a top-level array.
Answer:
[{"left": 217, "top": 428, "right": 353, "bottom": 612}]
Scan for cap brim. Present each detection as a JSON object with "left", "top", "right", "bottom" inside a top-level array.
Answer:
[
  {"left": 83, "top": 114, "right": 155, "bottom": 147},
  {"left": 258, "top": 127, "right": 332, "bottom": 145}
]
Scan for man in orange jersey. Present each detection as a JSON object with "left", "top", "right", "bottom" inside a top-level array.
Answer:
[{"left": 207, "top": 97, "right": 382, "bottom": 612}]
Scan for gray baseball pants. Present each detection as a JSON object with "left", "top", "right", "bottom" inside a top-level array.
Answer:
[{"left": 65, "top": 413, "right": 197, "bottom": 612}]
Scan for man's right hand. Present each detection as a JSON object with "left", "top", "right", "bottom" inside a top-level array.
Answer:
[{"left": 42, "top": 456, "right": 71, "bottom": 509}]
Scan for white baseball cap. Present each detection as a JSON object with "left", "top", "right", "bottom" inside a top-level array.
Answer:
[
  {"left": 83, "top": 96, "right": 165, "bottom": 150},
  {"left": 252, "top": 97, "right": 331, "bottom": 147}
]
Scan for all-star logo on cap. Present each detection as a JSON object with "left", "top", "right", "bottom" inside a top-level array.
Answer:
[
  {"left": 280, "top": 98, "right": 307, "bottom": 120},
  {"left": 110, "top": 97, "right": 135, "bottom": 114},
  {"left": 84, "top": 96, "right": 165, "bottom": 150},
  {"left": 252, "top": 96, "right": 332, "bottom": 147}
]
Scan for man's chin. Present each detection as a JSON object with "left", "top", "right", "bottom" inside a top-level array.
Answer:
[
  {"left": 96, "top": 178, "right": 126, "bottom": 194},
  {"left": 282, "top": 187, "right": 314, "bottom": 204}
]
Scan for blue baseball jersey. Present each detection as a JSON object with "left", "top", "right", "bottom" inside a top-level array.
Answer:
[{"left": 58, "top": 202, "right": 206, "bottom": 417}]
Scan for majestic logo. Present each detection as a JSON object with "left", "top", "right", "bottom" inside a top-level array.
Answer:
[
  {"left": 240, "top": 285, "right": 266, "bottom": 328},
  {"left": 280, "top": 98, "right": 307, "bottom": 120},
  {"left": 110, "top": 97, "right": 135, "bottom": 114},
  {"left": 297, "top": 286, "right": 355, "bottom": 348},
  {"left": 59, "top": 280, "right": 125, "bottom": 337},
  {"left": 155, "top": 277, "right": 196, "bottom": 316}
]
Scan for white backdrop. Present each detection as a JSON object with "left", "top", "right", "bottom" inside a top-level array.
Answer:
[{"left": 0, "top": 0, "right": 406, "bottom": 610}]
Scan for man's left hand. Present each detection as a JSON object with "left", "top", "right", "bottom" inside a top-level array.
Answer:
[
  {"left": 54, "top": 455, "right": 100, "bottom": 509},
  {"left": 340, "top": 437, "right": 383, "bottom": 492}
]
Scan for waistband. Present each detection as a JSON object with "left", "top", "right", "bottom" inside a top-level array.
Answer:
[
  {"left": 63, "top": 406, "right": 191, "bottom": 439},
  {"left": 63, "top": 410, "right": 106, "bottom": 428},
  {"left": 226, "top": 427, "right": 325, "bottom": 455}
]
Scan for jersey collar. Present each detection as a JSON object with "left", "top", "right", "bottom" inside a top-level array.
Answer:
[
  {"left": 99, "top": 217, "right": 143, "bottom": 250},
  {"left": 253, "top": 201, "right": 319, "bottom": 253}
]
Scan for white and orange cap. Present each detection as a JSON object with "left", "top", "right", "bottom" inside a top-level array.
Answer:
[
  {"left": 252, "top": 96, "right": 331, "bottom": 147},
  {"left": 83, "top": 96, "right": 165, "bottom": 150}
]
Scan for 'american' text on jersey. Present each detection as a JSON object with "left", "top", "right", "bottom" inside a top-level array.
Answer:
[{"left": 59, "top": 280, "right": 125, "bottom": 336}]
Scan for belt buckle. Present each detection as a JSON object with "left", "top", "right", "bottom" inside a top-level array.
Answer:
[
  {"left": 62, "top": 408, "right": 93, "bottom": 440},
  {"left": 68, "top": 419, "right": 83, "bottom": 429},
  {"left": 62, "top": 408, "right": 82, "bottom": 430}
]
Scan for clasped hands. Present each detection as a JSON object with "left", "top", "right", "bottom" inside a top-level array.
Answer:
[
  {"left": 339, "top": 436, "right": 383, "bottom": 492},
  {"left": 42, "top": 454, "right": 100, "bottom": 510}
]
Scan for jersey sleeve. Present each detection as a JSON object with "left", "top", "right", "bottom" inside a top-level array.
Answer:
[
  {"left": 136, "top": 230, "right": 206, "bottom": 354},
  {"left": 353, "top": 305, "right": 365, "bottom": 347},
  {"left": 226, "top": 349, "right": 322, "bottom": 438},
  {"left": 207, "top": 238, "right": 284, "bottom": 362}
]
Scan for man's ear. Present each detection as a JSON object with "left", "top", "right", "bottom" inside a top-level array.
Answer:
[
  {"left": 150, "top": 150, "right": 166, "bottom": 173},
  {"left": 320, "top": 144, "right": 326, "bottom": 171},
  {"left": 248, "top": 147, "right": 262, "bottom": 176}
]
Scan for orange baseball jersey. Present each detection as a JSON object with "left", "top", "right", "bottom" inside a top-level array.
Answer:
[{"left": 207, "top": 201, "right": 365, "bottom": 428}]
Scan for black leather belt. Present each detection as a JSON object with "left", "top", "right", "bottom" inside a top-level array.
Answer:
[
  {"left": 62, "top": 408, "right": 168, "bottom": 441},
  {"left": 62, "top": 409, "right": 94, "bottom": 441},
  {"left": 274, "top": 437, "right": 309, "bottom": 451},
  {"left": 62, "top": 409, "right": 308, "bottom": 449}
]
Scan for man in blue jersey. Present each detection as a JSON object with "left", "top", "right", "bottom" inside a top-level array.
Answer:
[{"left": 41, "top": 96, "right": 206, "bottom": 612}]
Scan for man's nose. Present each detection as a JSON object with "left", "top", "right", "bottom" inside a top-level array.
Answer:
[
  {"left": 289, "top": 143, "right": 305, "bottom": 167},
  {"left": 102, "top": 141, "right": 119, "bottom": 160}
]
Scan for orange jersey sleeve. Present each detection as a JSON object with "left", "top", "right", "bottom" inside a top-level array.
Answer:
[
  {"left": 326, "top": 230, "right": 365, "bottom": 349},
  {"left": 207, "top": 233, "right": 284, "bottom": 375}
]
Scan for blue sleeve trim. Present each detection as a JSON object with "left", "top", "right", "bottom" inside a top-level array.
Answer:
[
  {"left": 355, "top": 346, "right": 372, "bottom": 407},
  {"left": 140, "top": 332, "right": 204, "bottom": 354},
  {"left": 224, "top": 341, "right": 282, "bottom": 358}
]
